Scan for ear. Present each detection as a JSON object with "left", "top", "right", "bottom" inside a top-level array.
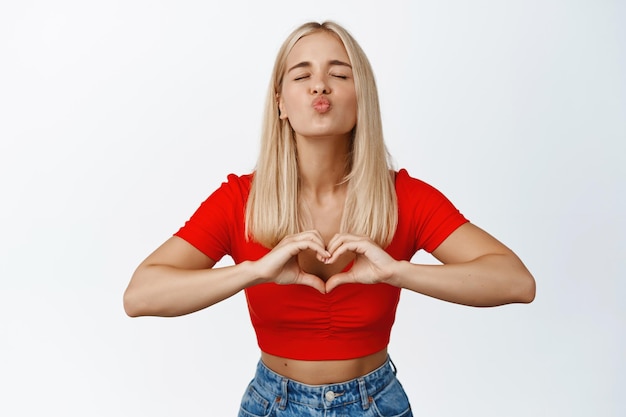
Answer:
[{"left": 277, "top": 93, "right": 288, "bottom": 120}]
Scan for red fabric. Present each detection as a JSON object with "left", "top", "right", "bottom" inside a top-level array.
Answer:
[{"left": 174, "top": 169, "right": 468, "bottom": 360}]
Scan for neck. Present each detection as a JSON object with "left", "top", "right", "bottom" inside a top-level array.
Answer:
[{"left": 295, "top": 133, "right": 351, "bottom": 199}]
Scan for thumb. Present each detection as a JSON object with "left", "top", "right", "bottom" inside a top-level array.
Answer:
[
  {"left": 325, "top": 272, "right": 353, "bottom": 293},
  {"left": 296, "top": 272, "right": 327, "bottom": 294}
]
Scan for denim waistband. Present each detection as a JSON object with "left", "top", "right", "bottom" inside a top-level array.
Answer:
[{"left": 253, "top": 357, "right": 397, "bottom": 410}]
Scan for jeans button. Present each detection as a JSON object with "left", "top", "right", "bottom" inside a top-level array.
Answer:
[{"left": 325, "top": 390, "right": 335, "bottom": 402}]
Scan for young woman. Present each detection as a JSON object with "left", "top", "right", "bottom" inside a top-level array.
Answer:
[{"left": 124, "top": 21, "right": 535, "bottom": 417}]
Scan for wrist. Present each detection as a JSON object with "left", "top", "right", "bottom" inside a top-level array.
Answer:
[
  {"left": 239, "top": 260, "right": 270, "bottom": 287},
  {"left": 386, "top": 260, "right": 412, "bottom": 289}
]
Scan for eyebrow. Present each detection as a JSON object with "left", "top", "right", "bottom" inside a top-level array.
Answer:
[{"left": 287, "top": 59, "right": 352, "bottom": 73}]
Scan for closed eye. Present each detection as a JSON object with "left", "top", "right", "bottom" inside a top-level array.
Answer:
[
  {"left": 332, "top": 74, "right": 348, "bottom": 79},
  {"left": 294, "top": 75, "right": 310, "bottom": 81}
]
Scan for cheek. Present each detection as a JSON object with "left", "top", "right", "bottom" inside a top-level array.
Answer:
[
  {"left": 343, "top": 88, "right": 357, "bottom": 114},
  {"left": 280, "top": 91, "right": 300, "bottom": 117},
  {"left": 345, "top": 97, "right": 358, "bottom": 122}
]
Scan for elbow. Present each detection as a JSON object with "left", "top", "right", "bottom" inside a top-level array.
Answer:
[
  {"left": 123, "top": 287, "right": 147, "bottom": 318},
  {"left": 124, "top": 267, "right": 156, "bottom": 317},
  {"left": 513, "top": 272, "right": 536, "bottom": 304}
]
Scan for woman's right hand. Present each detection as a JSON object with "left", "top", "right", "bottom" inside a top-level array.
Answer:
[{"left": 252, "top": 230, "right": 330, "bottom": 293}]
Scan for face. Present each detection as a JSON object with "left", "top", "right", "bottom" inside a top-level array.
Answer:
[{"left": 278, "top": 31, "right": 357, "bottom": 141}]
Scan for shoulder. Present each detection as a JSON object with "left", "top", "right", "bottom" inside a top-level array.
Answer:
[
  {"left": 393, "top": 168, "right": 465, "bottom": 218},
  {"left": 189, "top": 172, "right": 255, "bottom": 212},
  {"left": 392, "top": 168, "right": 468, "bottom": 252},
  {"left": 212, "top": 172, "right": 254, "bottom": 200},
  {"left": 223, "top": 172, "right": 254, "bottom": 189},
  {"left": 394, "top": 168, "right": 444, "bottom": 198}
]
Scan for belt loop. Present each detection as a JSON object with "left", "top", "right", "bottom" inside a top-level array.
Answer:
[
  {"left": 389, "top": 357, "right": 398, "bottom": 375},
  {"left": 278, "top": 378, "right": 288, "bottom": 410},
  {"left": 357, "top": 377, "right": 370, "bottom": 410}
]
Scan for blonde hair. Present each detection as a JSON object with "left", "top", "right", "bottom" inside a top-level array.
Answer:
[{"left": 246, "top": 21, "right": 397, "bottom": 248}]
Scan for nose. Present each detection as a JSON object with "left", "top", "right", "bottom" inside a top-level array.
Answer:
[{"left": 310, "top": 75, "right": 330, "bottom": 95}]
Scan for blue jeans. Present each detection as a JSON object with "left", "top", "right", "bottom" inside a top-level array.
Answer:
[{"left": 238, "top": 357, "right": 413, "bottom": 417}]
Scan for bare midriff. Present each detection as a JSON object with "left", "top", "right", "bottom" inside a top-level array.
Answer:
[{"left": 261, "top": 348, "right": 388, "bottom": 385}]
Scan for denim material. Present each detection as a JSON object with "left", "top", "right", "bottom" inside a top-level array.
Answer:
[{"left": 238, "top": 357, "right": 413, "bottom": 417}]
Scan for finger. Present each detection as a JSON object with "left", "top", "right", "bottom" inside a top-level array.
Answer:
[
  {"left": 325, "top": 239, "right": 369, "bottom": 264},
  {"left": 326, "top": 233, "right": 356, "bottom": 253},
  {"left": 290, "top": 239, "right": 331, "bottom": 259},
  {"left": 279, "top": 230, "right": 323, "bottom": 246},
  {"left": 283, "top": 231, "right": 330, "bottom": 258},
  {"left": 275, "top": 236, "right": 328, "bottom": 258},
  {"left": 302, "top": 229, "right": 326, "bottom": 243},
  {"left": 295, "top": 229, "right": 326, "bottom": 246},
  {"left": 326, "top": 233, "right": 370, "bottom": 254}
]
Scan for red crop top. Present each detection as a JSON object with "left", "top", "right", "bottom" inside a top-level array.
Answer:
[{"left": 174, "top": 169, "right": 468, "bottom": 360}]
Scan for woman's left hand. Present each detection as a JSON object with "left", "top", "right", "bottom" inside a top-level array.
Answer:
[{"left": 324, "top": 233, "right": 398, "bottom": 292}]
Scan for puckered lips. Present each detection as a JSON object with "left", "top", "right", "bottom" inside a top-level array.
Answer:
[{"left": 312, "top": 96, "right": 331, "bottom": 114}]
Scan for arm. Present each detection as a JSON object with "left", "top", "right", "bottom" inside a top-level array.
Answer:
[
  {"left": 124, "top": 232, "right": 330, "bottom": 317},
  {"left": 393, "top": 223, "right": 535, "bottom": 306},
  {"left": 324, "top": 223, "right": 535, "bottom": 307},
  {"left": 123, "top": 236, "right": 254, "bottom": 317}
]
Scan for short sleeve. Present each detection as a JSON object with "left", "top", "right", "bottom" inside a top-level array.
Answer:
[
  {"left": 395, "top": 169, "right": 469, "bottom": 253},
  {"left": 174, "top": 174, "right": 252, "bottom": 261}
]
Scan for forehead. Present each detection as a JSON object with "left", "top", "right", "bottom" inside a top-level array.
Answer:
[{"left": 286, "top": 31, "right": 350, "bottom": 65}]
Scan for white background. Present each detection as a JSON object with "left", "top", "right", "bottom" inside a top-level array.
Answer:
[{"left": 1, "top": 1, "right": 624, "bottom": 416}]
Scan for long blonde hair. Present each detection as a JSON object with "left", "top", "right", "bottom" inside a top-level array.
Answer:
[{"left": 246, "top": 21, "right": 397, "bottom": 248}]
